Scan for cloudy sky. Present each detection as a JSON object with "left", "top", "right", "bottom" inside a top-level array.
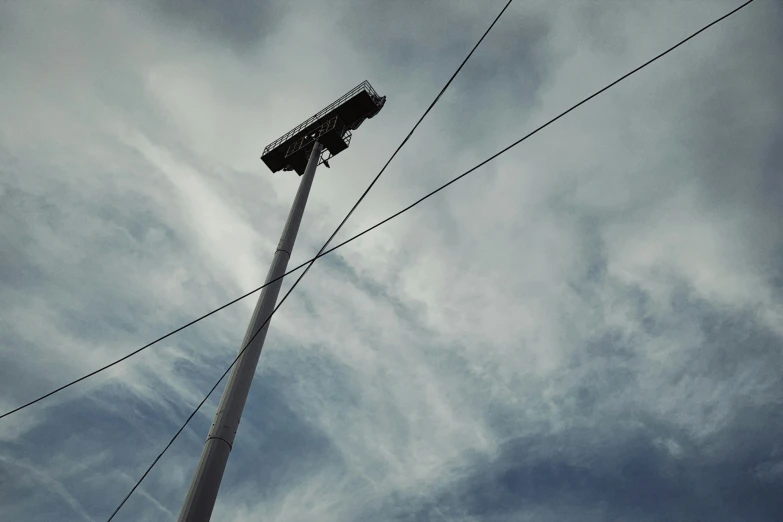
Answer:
[{"left": 1, "top": 0, "right": 782, "bottom": 520}]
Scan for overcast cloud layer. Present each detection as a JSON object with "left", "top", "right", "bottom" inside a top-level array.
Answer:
[{"left": 1, "top": 1, "right": 782, "bottom": 521}]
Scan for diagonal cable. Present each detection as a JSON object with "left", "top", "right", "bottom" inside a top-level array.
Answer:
[
  {"left": 104, "top": 1, "right": 756, "bottom": 518},
  {"left": 0, "top": 0, "right": 517, "bottom": 423},
  {"left": 105, "top": 1, "right": 517, "bottom": 519}
]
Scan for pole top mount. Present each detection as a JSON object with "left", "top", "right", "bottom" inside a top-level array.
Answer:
[{"left": 261, "top": 81, "right": 386, "bottom": 175}]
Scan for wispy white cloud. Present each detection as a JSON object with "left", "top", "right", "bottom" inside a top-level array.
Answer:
[
  {"left": 0, "top": 453, "right": 97, "bottom": 522},
  {"left": 1, "top": 0, "right": 781, "bottom": 521}
]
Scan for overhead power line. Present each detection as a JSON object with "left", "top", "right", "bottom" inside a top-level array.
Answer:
[
  {"left": 0, "top": 0, "right": 517, "bottom": 424},
  {"left": 106, "top": 1, "right": 517, "bottom": 519},
  {"left": 104, "top": 1, "right": 756, "bottom": 518}
]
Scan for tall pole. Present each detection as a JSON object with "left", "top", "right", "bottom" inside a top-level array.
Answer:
[{"left": 177, "top": 142, "right": 324, "bottom": 522}]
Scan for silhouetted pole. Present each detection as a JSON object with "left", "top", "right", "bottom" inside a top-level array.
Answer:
[{"left": 177, "top": 142, "right": 324, "bottom": 522}]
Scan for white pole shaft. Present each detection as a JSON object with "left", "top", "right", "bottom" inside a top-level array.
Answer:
[{"left": 177, "top": 142, "right": 323, "bottom": 522}]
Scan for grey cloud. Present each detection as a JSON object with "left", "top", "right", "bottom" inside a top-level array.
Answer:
[
  {"left": 0, "top": 362, "right": 343, "bottom": 520},
  {"left": 144, "top": 0, "right": 287, "bottom": 53},
  {"left": 2, "top": 1, "right": 783, "bottom": 521},
  {"left": 364, "top": 406, "right": 783, "bottom": 522}
]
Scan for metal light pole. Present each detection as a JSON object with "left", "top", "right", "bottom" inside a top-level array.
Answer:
[
  {"left": 177, "top": 142, "right": 323, "bottom": 522},
  {"left": 177, "top": 81, "right": 385, "bottom": 521}
]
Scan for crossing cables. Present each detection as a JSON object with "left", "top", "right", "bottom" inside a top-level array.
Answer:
[{"left": 104, "top": 0, "right": 757, "bottom": 519}]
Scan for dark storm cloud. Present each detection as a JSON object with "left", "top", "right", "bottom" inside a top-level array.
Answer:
[
  {"left": 336, "top": 0, "right": 550, "bottom": 76},
  {"left": 3, "top": 1, "right": 783, "bottom": 520},
  {"left": 145, "top": 0, "right": 287, "bottom": 52},
  {"left": 673, "top": 1, "right": 783, "bottom": 264},
  {"left": 349, "top": 268, "right": 783, "bottom": 522},
  {"left": 0, "top": 187, "right": 48, "bottom": 291},
  {"left": 335, "top": 0, "right": 552, "bottom": 150},
  {"left": 366, "top": 411, "right": 783, "bottom": 522},
  {"left": 195, "top": 364, "right": 348, "bottom": 502},
  {"left": 317, "top": 253, "right": 432, "bottom": 333},
  {"left": 464, "top": 292, "right": 782, "bottom": 521},
  {"left": 0, "top": 363, "right": 344, "bottom": 521},
  {"left": 472, "top": 426, "right": 780, "bottom": 521}
]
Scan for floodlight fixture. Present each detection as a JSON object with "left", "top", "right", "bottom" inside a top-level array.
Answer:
[{"left": 261, "top": 80, "right": 386, "bottom": 175}]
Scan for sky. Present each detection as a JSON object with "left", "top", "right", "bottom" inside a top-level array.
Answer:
[{"left": 0, "top": 0, "right": 782, "bottom": 520}]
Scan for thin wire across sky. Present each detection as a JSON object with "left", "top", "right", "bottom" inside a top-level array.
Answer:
[
  {"left": 0, "top": 0, "right": 756, "bottom": 426},
  {"left": 103, "top": 1, "right": 757, "bottom": 518},
  {"left": 106, "top": 1, "right": 518, "bottom": 519}
]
